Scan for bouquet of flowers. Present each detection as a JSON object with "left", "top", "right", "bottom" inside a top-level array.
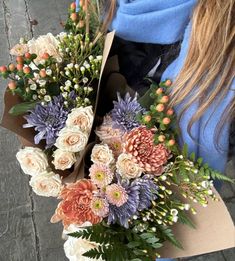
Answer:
[
  {"left": 0, "top": 1, "right": 110, "bottom": 196},
  {"left": 0, "top": 1, "right": 234, "bottom": 261},
  {"left": 50, "top": 80, "right": 234, "bottom": 260}
]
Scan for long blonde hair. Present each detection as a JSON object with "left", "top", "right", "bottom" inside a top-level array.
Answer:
[{"left": 102, "top": 0, "right": 235, "bottom": 147}]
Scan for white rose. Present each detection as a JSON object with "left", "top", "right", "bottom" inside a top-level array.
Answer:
[
  {"left": 66, "top": 106, "right": 94, "bottom": 133},
  {"left": 63, "top": 223, "right": 104, "bottom": 261},
  {"left": 55, "top": 127, "right": 88, "bottom": 153},
  {"left": 53, "top": 149, "right": 76, "bottom": 170},
  {"left": 27, "top": 33, "right": 61, "bottom": 64},
  {"left": 91, "top": 144, "right": 114, "bottom": 166},
  {"left": 16, "top": 147, "right": 48, "bottom": 176},
  {"left": 116, "top": 153, "right": 142, "bottom": 179},
  {"left": 29, "top": 171, "right": 62, "bottom": 197}
]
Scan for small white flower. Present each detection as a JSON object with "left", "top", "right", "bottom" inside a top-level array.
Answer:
[
  {"left": 74, "top": 84, "right": 79, "bottom": 90},
  {"left": 65, "top": 71, "right": 70, "bottom": 76},
  {"left": 184, "top": 204, "right": 190, "bottom": 210},
  {"left": 46, "top": 69, "right": 52, "bottom": 76},
  {"left": 30, "top": 171, "right": 62, "bottom": 197},
  {"left": 170, "top": 209, "right": 178, "bottom": 216},
  {"left": 38, "top": 80, "right": 46, "bottom": 86},
  {"left": 84, "top": 64, "right": 90, "bottom": 69},
  {"left": 89, "top": 55, "right": 94, "bottom": 61},
  {"left": 172, "top": 216, "right": 178, "bottom": 223},
  {"left": 67, "top": 63, "right": 74, "bottom": 69},
  {"left": 84, "top": 98, "right": 90, "bottom": 103},
  {"left": 62, "top": 92, "right": 68, "bottom": 99},
  {"left": 65, "top": 48, "right": 70, "bottom": 52},
  {"left": 16, "top": 147, "right": 48, "bottom": 176},
  {"left": 40, "top": 89, "right": 46, "bottom": 95},
  {"left": 80, "top": 66, "right": 85, "bottom": 72},
  {"left": 65, "top": 80, "right": 72, "bottom": 87},
  {"left": 82, "top": 77, "right": 88, "bottom": 84},
  {"left": 74, "top": 64, "right": 79, "bottom": 69},
  {"left": 44, "top": 95, "right": 51, "bottom": 102},
  {"left": 30, "top": 84, "right": 37, "bottom": 90},
  {"left": 96, "top": 55, "right": 103, "bottom": 61},
  {"left": 32, "top": 94, "right": 38, "bottom": 100},
  {"left": 207, "top": 189, "right": 213, "bottom": 195},
  {"left": 201, "top": 180, "right": 209, "bottom": 188}
]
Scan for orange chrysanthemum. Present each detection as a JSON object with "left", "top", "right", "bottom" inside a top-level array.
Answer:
[
  {"left": 124, "top": 127, "right": 170, "bottom": 175},
  {"left": 51, "top": 179, "right": 102, "bottom": 227}
]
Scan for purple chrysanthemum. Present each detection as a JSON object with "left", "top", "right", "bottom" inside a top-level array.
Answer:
[
  {"left": 133, "top": 175, "right": 158, "bottom": 211},
  {"left": 107, "top": 179, "right": 140, "bottom": 228},
  {"left": 111, "top": 93, "right": 144, "bottom": 132},
  {"left": 23, "top": 95, "right": 68, "bottom": 148}
]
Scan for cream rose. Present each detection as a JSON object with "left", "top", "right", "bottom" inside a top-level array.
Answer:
[
  {"left": 91, "top": 144, "right": 114, "bottom": 166},
  {"left": 116, "top": 153, "right": 142, "bottom": 179},
  {"left": 10, "top": 43, "right": 28, "bottom": 56},
  {"left": 66, "top": 106, "right": 94, "bottom": 133},
  {"left": 29, "top": 171, "right": 62, "bottom": 197},
  {"left": 16, "top": 147, "right": 48, "bottom": 176},
  {"left": 27, "top": 33, "right": 61, "bottom": 63},
  {"left": 63, "top": 223, "right": 104, "bottom": 261},
  {"left": 55, "top": 127, "right": 88, "bottom": 153},
  {"left": 53, "top": 149, "right": 76, "bottom": 170}
]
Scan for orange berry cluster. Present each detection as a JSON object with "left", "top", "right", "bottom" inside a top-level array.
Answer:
[{"left": 142, "top": 79, "right": 176, "bottom": 148}]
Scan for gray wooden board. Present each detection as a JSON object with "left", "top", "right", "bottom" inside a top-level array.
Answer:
[{"left": 0, "top": 1, "right": 234, "bottom": 261}]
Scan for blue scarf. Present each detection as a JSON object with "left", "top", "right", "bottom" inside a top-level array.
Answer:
[{"left": 110, "top": 0, "right": 234, "bottom": 174}]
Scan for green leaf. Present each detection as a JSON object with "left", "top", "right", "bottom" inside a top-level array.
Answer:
[
  {"left": 140, "top": 233, "right": 153, "bottom": 240},
  {"left": 210, "top": 171, "right": 235, "bottom": 184},
  {"left": 9, "top": 101, "right": 37, "bottom": 116},
  {"left": 190, "top": 152, "right": 196, "bottom": 162},
  {"left": 127, "top": 242, "right": 141, "bottom": 248},
  {"left": 138, "top": 89, "right": 154, "bottom": 109},
  {"left": 182, "top": 144, "right": 188, "bottom": 158},
  {"left": 178, "top": 211, "right": 196, "bottom": 229}
]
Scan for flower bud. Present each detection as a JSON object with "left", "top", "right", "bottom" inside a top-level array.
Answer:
[
  {"left": 23, "top": 67, "right": 31, "bottom": 74},
  {"left": 16, "top": 56, "right": 24, "bottom": 64},
  {"left": 16, "top": 64, "right": 23, "bottom": 71},
  {"left": 168, "top": 139, "right": 175, "bottom": 146},
  {"left": 162, "top": 117, "right": 171, "bottom": 125},
  {"left": 158, "top": 135, "right": 165, "bottom": 142},
  {"left": 41, "top": 53, "right": 50, "bottom": 60},
  {"left": 165, "top": 79, "right": 172, "bottom": 86},
  {"left": 8, "top": 64, "right": 15, "bottom": 71},
  {"left": 70, "top": 13, "right": 77, "bottom": 22},
  {"left": 156, "top": 88, "right": 163, "bottom": 95},
  {"left": 166, "top": 108, "right": 174, "bottom": 115},
  {"left": 0, "top": 65, "right": 8, "bottom": 73},
  {"left": 39, "top": 69, "right": 47, "bottom": 78},
  {"left": 156, "top": 104, "right": 165, "bottom": 112},
  {"left": 70, "top": 2, "right": 76, "bottom": 10},
  {"left": 8, "top": 81, "right": 17, "bottom": 90},
  {"left": 24, "top": 52, "right": 31, "bottom": 59},
  {"left": 160, "top": 95, "right": 169, "bottom": 103},
  {"left": 143, "top": 115, "right": 151, "bottom": 123}
]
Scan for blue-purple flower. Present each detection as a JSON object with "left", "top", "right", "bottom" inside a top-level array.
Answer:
[
  {"left": 107, "top": 179, "right": 140, "bottom": 228},
  {"left": 133, "top": 176, "right": 158, "bottom": 211},
  {"left": 111, "top": 93, "right": 144, "bottom": 132},
  {"left": 23, "top": 95, "right": 68, "bottom": 148}
]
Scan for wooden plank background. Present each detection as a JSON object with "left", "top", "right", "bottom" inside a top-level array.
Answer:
[{"left": 0, "top": 1, "right": 234, "bottom": 260}]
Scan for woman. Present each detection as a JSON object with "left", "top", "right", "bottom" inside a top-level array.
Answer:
[{"left": 100, "top": 0, "right": 234, "bottom": 260}]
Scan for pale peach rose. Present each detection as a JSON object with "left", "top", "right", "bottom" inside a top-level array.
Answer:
[
  {"left": 16, "top": 147, "right": 48, "bottom": 176},
  {"left": 55, "top": 126, "right": 89, "bottom": 153},
  {"left": 27, "top": 33, "right": 62, "bottom": 63},
  {"left": 66, "top": 106, "right": 94, "bottom": 133},
  {"left": 29, "top": 171, "right": 62, "bottom": 197},
  {"left": 63, "top": 223, "right": 104, "bottom": 261},
  {"left": 91, "top": 144, "right": 114, "bottom": 166},
  {"left": 116, "top": 153, "right": 142, "bottom": 179},
  {"left": 53, "top": 149, "right": 76, "bottom": 170},
  {"left": 10, "top": 43, "right": 28, "bottom": 56}
]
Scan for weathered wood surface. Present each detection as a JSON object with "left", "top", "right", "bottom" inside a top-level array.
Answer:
[{"left": 0, "top": 1, "right": 234, "bottom": 261}]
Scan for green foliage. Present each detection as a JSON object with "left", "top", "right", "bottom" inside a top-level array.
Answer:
[
  {"left": 158, "top": 225, "right": 183, "bottom": 250},
  {"left": 178, "top": 211, "right": 196, "bottom": 229},
  {"left": 9, "top": 101, "right": 37, "bottom": 116}
]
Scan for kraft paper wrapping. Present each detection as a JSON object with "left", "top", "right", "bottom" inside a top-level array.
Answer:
[{"left": 1, "top": 30, "right": 234, "bottom": 258}]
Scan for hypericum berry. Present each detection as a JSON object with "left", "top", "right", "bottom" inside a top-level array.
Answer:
[
  {"left": 143, "top": 115, "right": 152, "bottom": 123},
  {"left": 156, "top": 104, "right": 165, "bottom": 112},
  {"left": 162, "top": 117, "right": 171, "bottom": 125},
  {"left": 0, "top": 65, "right": 7, "bottom": 73},
  {"left": 156, "top": 88, "right": 163, "bottom": 95},
  {"left": 24, "top": 52, "right": 31, "bottom": 59},
  {"left": 16, "top": 56, "right": 24, "bottom": 64},
  {"left": 23, "top": 67, "right": 31, "bottom": 74},
  {"left": 41, "top": 53, "right": 49, "bottom": 60},
  {"left": 166, "top": 108, "right": 174, "bottom": 116},
  {"left": 165, "top": 79, "right": 172, "bottom": 87},
  {"left": 8, "top": 64, "right": 15, "bottom": 71},
  {"left": 158, "top": 135, "right": 166, "bottom": 142},
  {"left": 78, "top": 20, "right": 85, "bottom": 28},
  {"left": 70, "top": 13, "right": 77, "bottom": 22},
  {"left": 8, "top": 81, "right": 17, "bottom": 90},
  {"left": 168, "top": 139, "right": 175, "bottom": 146},
  {"left": 70, "top": 2, "right": 76, "bottom": 10},
  {"left": 39, "top": 69, "right": 47, "bottom": 78},
  {"left": 16, "top": 64, "right": 23, "bottom": 71},
  {"left": 160, "top": 96, "right": 169, "bottom": 103}
]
